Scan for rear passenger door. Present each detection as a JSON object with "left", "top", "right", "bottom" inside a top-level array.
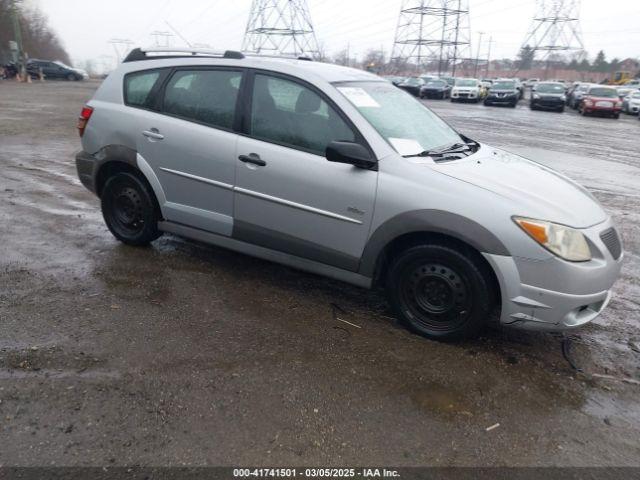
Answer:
[
  {"left": 233, "top": 72, "right": 378, "bottom": 271},
  {"left": 132, "top": 67, "right": 244, "bottom": 236}
]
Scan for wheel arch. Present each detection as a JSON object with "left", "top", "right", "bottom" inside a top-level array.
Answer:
[
  {"left": 93, "top": 146, "right": 164, "bottom": 219},
  {"left": 359, "top": 210, "right": 508, "bottom": 298}
]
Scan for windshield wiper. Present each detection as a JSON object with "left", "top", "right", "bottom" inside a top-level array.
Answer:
[{"left": 403, "top": 141, "right": 478, "bottom": 159}]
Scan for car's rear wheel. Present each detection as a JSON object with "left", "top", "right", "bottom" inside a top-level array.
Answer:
[
  {"left": 386, "top": 244, "right": 495, "bottom": 342},
  {"left": 101, "top": 172, "right": 162, "bottom": 246}
]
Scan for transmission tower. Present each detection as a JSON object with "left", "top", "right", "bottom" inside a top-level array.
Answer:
[
  {"left": 520, "top": 0, "right": 584, "bottom": 62},
  {"left": 242, "top": 0, "right": 320, "bottom": 57},
  {"left": 391, "top": 0, "right": 471, "bottom": 75}
]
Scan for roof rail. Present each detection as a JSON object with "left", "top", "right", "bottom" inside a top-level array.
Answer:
[
  {"left": 242, "top": 52, "right": 314, "bottom": 62},
  {"left": 123, "top": 47, "right": 245, "bottom": 63}
]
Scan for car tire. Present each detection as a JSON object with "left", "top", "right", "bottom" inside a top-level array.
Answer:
[
  {"left": 386, "top": 244, "right": 495, "bottom": 342},
  {"left": 612, "top": 113, "right": 620, "bottom": 119},
  {"left": 483, "top": 100, "right": 491, "bottom": 106},
  {"left": 530, "top": 103, "right": 537, "bottom": 110},
  {"left": 510, "top": 102, "right": 517, "bottom": 108},
  {"left": 66, "top": 73, "right": 77, "bottom": 81},
  {"left": 101, "top": 172, "right": 162, "bottom": 246},
  {"left": 558, "top": 106, "right": 565, "bottom": 113}
]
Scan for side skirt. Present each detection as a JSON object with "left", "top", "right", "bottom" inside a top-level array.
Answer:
[{"left": 158, "top": 221, "right": 373, "bottom": 289}]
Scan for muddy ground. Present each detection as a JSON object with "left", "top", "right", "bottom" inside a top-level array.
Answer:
[{"left": 0, "top": 80, "right": 639, "bottom": 467}]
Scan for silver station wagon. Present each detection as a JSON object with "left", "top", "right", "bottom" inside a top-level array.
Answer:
[{"left": 76, "top": 47, "right": 623, "bottom": 341}]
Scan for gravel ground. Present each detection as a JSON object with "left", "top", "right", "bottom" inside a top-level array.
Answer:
[{"left": 0, "top": 80, "right": 639, "bottom": 467}]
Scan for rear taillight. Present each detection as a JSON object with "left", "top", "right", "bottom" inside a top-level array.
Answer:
[{"left": 77, "top": 106, "right": 94, "bottom": 137}]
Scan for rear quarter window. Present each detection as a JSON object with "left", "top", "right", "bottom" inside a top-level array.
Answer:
[{"left": 124, "top": 70, "right": 162, "bottom": 109}]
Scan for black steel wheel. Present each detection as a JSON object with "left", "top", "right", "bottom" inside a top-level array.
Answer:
[
  {"left": 101, "top": 172, "right": 162, "bottom": 246},
  {"left": 387, "top": 244, "right": 495, "bottom": 341}
]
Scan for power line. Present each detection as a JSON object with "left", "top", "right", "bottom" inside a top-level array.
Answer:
[
  {"left": 391, "top": 0, "right": 472, "bottom": 75},
  {"left": 242, "top": 0, "right": 320, "bottom": 57}
]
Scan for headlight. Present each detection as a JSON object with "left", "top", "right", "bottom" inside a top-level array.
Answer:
[
  {"left": 514, "top": 217, "right": 591, "bottom": 262},
  {"left": 533, "top": 93, "right": 540, "bottom": 99},
  {"left": 561, "top": 95, "right": 566, "bottom": 101}
]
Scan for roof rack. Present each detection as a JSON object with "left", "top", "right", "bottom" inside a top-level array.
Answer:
[
  {"left": 243, "top": 52, "right": 313, "bottom": 62},
  {"left": 122, "top": 47, "right": 315, "bottom": 64},
  {"left": 123, "top": 47, "right": 245, "bottom": 63}
]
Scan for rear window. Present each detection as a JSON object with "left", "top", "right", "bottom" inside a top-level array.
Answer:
[{"left": 124, "top": 70, "right": 162, "bottom": 109}]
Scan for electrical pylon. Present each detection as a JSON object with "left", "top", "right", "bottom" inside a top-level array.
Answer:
[
  {"left": 242, "top": 0, "right": 320, "bottom": 58},
  {"left": 391, "top": 0, "right": 471, "bottom": 75},
  {"left": 520, "top": 0, "right": 584, "bottom": 61}
]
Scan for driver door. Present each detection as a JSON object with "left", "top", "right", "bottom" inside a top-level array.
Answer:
[{"left": 233, "top": 72, "right": 378, "bottom": 271}]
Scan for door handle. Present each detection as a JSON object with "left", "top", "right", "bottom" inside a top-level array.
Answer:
[
  {"left": 142, "top": 129, "right": 164, "bottom": 141},
  {"left": 238, "top": 154, "right": 267, "bottom": 167}
]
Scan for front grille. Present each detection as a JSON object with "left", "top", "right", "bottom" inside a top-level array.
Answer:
[{"left": 600, "top": 228, "right": 622, "bottom": 260}]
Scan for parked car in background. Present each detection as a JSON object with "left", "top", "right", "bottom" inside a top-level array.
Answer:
[
  {"left": 622, "top": 91, "right": 640, "bottom": 115},
  {"left": 420, "top": 79, "right": 452, "bottom": 99},
  {"left": 524, "top": 78, "right": 539, "bottom": 88},
  {"left": 578, "top": 86, "right": 622, "bottom": 118},
  {"left": 27, "top": 59, "right": 88, "bottom": 81},
  {"left": 397, "top": 76, "right": 426, "bottom": 96},
  {"left": 385, "top": 76, "right": 406, "bottom": 86},
  {"left": 76, "top": 47, "right": 623, "bottom": 341},
  {"left": 484, "top": 79, "right": 519, "bottom": 107},
  {"left": 568, "top": 83, "right": 591, "bottom": 109},
  {"left": 480, "top": 79, "right": 493, "bottom": 90},
  {"left": 616, "top": 86, "right": 636, "bottom": 99},
  {"left": 440, "top": 76, "right": 456, "bottom": 86},
  {"left": 451, "top": 78, "right": 483, "bottom": 103},
  {"left": 530, "top": 82, "right": 567, "bottom": 112}
]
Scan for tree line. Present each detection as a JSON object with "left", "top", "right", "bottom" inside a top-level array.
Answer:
[
  {"left": 516, "top": 45, "right": 636, "bottom": 73},
  {"left": 0, "top": 0, "right": 70, "bottom": 65}
]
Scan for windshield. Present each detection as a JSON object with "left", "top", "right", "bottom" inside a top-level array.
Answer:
[
  {"left": 336, "top": 81, "right": 462, "bottom": 156},
  {"left": 492, "top": 81, "right": 515, "bottom": 89},
  {"left": 537, "top": 83, "right": 565, "bottom": 93},
  {"left": 426, "top": 81, "right": 445, "bottom": 87},
  {"left": 403, "top": 77, "right": 422, "bottom": 86},
  {"left": 589, "top": 88, "right": 617, "bottom": 98},
  {"left": 455, "top": 79, "right": 478, "bottom": 87}
]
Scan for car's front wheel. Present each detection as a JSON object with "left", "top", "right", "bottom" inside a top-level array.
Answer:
[
  {"left": 386, "top": 244, "right": 495, "bottom": 342},
  {"left": 101, "top": 172, "right": 162, "bottom": 246}
]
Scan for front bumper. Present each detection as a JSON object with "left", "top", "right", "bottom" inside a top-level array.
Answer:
[
  {"left": 531, "top": 98, "right": 565, "bottom": 109},
  {"left": 452, "top": 91, "right": 478, "bottom": 100},
  {"left": 486, "top": 94, "right": 518, "bottom": 104},
  {"left": 483, "top": 219, "right": 623, "bottom": 332}
]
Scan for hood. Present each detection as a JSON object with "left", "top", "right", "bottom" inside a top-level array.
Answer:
[
  {"left": 428, "top": 146, "right": 607, "bottom": 228},
  {"left": 490, "top": 89, "right": 518, "bottom": 94}
]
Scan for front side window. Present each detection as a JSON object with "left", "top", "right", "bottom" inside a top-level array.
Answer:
[
  {"left": 163, "top": 69, "right": 242, "bottom": 129},
  {"left": 337, "top": 81, "right": 462, "bottom": 157},
  {"left": 124, "top": 70, "right": 161, "bottom": 109},
  {"left": 250, "top": 74, "right": 356, "bottom": 155}
]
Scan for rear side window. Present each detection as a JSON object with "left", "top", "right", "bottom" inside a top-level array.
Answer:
[
  {"left": 124, "top": 70, "right": 161, "bottom": 109},
  {"left": 163, "top": 69, "right": 242, "bottom": 130}
]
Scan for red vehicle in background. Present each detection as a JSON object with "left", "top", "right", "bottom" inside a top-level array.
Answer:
[{"left": 578, "top": 86, "right": 623, "bottom": 118}]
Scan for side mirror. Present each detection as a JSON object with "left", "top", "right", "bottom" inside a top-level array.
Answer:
[{"left": 326, "top": 141, "right": 377, "bottom": 170}]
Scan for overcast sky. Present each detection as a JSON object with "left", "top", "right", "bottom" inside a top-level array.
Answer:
[{"left": 35, "top": 0, "right": 640, "bottom": 67}]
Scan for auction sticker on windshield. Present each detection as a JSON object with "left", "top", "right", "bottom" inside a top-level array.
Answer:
[{"left": 337, "top": 87, "right": 380, "bottom": 108}]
